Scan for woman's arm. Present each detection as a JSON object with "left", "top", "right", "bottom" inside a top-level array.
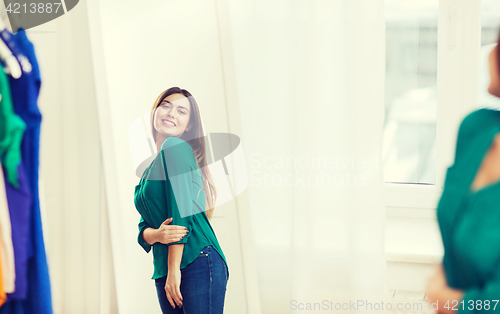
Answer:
[
  {"left": 165, "top": 244, "right": 185, "bottom": 309},
  {"left": 168, "top": 244, "right": 184, "bottom": 269},
  {"left": 142, "top": 217, "right": 189, "bottom": 245},
  {"left": 138, "top": 217, "right": 189, "bottom": 252},
  {"left": 160, "top": 138, "right": 198, "bottom": 308},
  {"left": 427, "top": 265, "right": 464, "bottom": 314},
  {"left": 424, "top": 263, "right": 500, "bottom": 313},
  {"left": 142, "top": 227, "right": 158, "bottom": 245},
  {"left": 160, "top": 138, "right": 196, "bottom": 243}
]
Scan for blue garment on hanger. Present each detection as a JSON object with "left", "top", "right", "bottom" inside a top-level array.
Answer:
[
  {"left": 2, "top": 164, "right": 31, "bottom": 300},
  {"left": 0, "top": 28, "right": 52, "bottom": 314},
  {"left": 1, "top": 165, "right": 31, "bottom": 314}
]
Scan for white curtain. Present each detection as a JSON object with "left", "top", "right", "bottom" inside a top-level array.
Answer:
[
  {"left": 34, "top": 3, "right": 117, "bottom": 314},
  {"left": 226, "top": 0, "right": 388, "bottom": 312}
]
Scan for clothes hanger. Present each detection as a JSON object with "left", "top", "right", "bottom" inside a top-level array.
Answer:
[
  {"left": 0, "top": 9, "right": 31, "bottom": 75},
  {"left": 0, "top": 16, "right": 21, "bottom": 79},
  {"left": 0, "top": 6, "right": 32, "bottom": 78},
  {"left": 0, "top": 5, "right": 10, "bottom": 33}
]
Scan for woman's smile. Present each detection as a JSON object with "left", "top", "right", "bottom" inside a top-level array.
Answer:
[{"left": 162, "top": 119, "right": 176, "bottom": 127}]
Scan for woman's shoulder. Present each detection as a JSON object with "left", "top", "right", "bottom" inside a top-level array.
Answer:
[
  {"left": 161, "top": 136, "right": 194, "bottom": 160},
  {"left": 458, "top": 108, "right": 500, "bottom": 137},
  {"left": 160, "top": 137, "right": 194, "bottom": 156},
  {"left": 160, "top": 137, "right": 197, "bottom": 175}
]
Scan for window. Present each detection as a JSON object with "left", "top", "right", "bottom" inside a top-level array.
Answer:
[
  {"left": 384, "top": 1, "right": 493, "bottom": 211},
  {"left": 382, "top": 0, "right": 438, "bottom": 185},
  {"left": 478, "top": 0, "right": 500, "bottom": 110}
]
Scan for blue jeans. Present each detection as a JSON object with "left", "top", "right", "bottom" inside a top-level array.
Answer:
[{"left": 155, "top": 245, "right": 228, "bottom": 314}]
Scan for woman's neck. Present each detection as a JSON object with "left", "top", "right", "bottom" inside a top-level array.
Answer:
[
  {"left": 155, "top": 135, "right": 168, "bottom": 153},
  {"left": 155, "top": 135, "right": 179, "bottom": 153}
]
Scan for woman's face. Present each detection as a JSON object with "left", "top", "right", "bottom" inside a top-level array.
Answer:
[
  {"left": 154, "top": 93, "right": 192, "bottom": 140},
  {"left": 488, "top": 45, "right": 500, "bottom": 97}
]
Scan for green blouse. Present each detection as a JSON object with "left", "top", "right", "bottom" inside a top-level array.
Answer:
[
  {"left": 437, "top": 108, "right": 500, "bottom": 313},
  {"left": 0, "top": 66, "right": 25, "bottom": 188},
  {"left": 134, "top": 136, "right": 228, "bottom": 280}
]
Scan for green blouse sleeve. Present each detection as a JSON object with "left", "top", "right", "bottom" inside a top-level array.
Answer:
[
  {"left": 459, "top": 276, "right": 500, "bottom": 312},
  {"left": 137, "top": 216, "right": 152, "bottom": 253},
  {"left": 160, "top": 137, "right": 196, "bottom": 246}
]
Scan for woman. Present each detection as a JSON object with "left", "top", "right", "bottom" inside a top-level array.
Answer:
[
  {"left": 426, "top": 30, "right": 500, "bottom": 313},
  {"left": 134, "top": 87, "right": 229, "bottom": 313}
]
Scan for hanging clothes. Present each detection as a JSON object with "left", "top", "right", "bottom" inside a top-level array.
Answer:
[
  {"left": 0, "top": 166, "right": 15, "bottom": 294},
  {"left": 0, "top": 33, "right": 25, "bottom": 189},
  {"left": 0, "top": 62, "right": 30, "bottom": 303},
  {"left": 0, "top": 53, "right": 20, "bottom": 296},
  {"left": 0, "top": 167, "right": 11, "bottom": 308},
  {"left": 0, "top": 248, "right": 6, "bottom": 307},
  {"left": 1, "top": 163, "right": 31, "bottom": 302},
  {"left": 0, "top": 28, "right": 52, "bottom": 314}
]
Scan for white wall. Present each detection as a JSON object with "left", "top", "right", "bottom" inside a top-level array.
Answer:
[
  {"left": 32, "top": 3, "right": 117, "bottom": 313},
  {"left": 385, "top": 215, "right": 442, "bottom": 293}
]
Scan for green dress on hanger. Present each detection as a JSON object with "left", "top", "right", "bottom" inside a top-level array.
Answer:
[
  {"left": 437, "top": 108, "right": 500, "bottom": 313},
  {"left": 0, "top": 66, "right": 25, "bottom": 188}
]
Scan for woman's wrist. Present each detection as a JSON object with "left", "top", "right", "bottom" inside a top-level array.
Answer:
[
  {"left": 168, "top": 262, "right": 181, "bottom": 269},
  {"left": 143, "top": 227, "right": 159, "bottom": 245},
  {"left": 168, "top": 244, "right": 183, "bottom": 269}
]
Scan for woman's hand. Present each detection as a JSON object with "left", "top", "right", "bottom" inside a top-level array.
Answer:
[
  {"left": 165, "top": 268, "right": 183, "bottom": 309},
  {"left": 156, "top": 217, "right": 189, "bottom": 245},
  {"left": 426, "top": 264, "right": 464, "bottom": 313}
]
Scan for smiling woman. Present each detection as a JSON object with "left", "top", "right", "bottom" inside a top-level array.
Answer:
[
  {"left": 153, "top": 94, "right": 193, "bottom": 147},
  {"left": 135, "top": 87, "right": 228, "bottom": 314}
]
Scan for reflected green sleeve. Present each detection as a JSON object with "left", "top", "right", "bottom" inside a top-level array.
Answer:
[
  {"left": 138, "top": 216, "right": 152, "bottom": 253},
  {"left": 160, "top": 138, "right": 195, "bottom": 246},
  {"left": 458, "top": 276, "right": 500, "bottom": 312}
]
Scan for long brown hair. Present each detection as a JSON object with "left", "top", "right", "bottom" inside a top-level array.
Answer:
[
  {"left": 150, "top": 87, "right": 217, "bottom": 220},
  {"left": 497, "top": 28, "right": 500, "bottom": 77}
]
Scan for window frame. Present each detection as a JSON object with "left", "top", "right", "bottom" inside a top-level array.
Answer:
[{"left": 384, "top": 0, "right": 482, "bottom": 213}]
